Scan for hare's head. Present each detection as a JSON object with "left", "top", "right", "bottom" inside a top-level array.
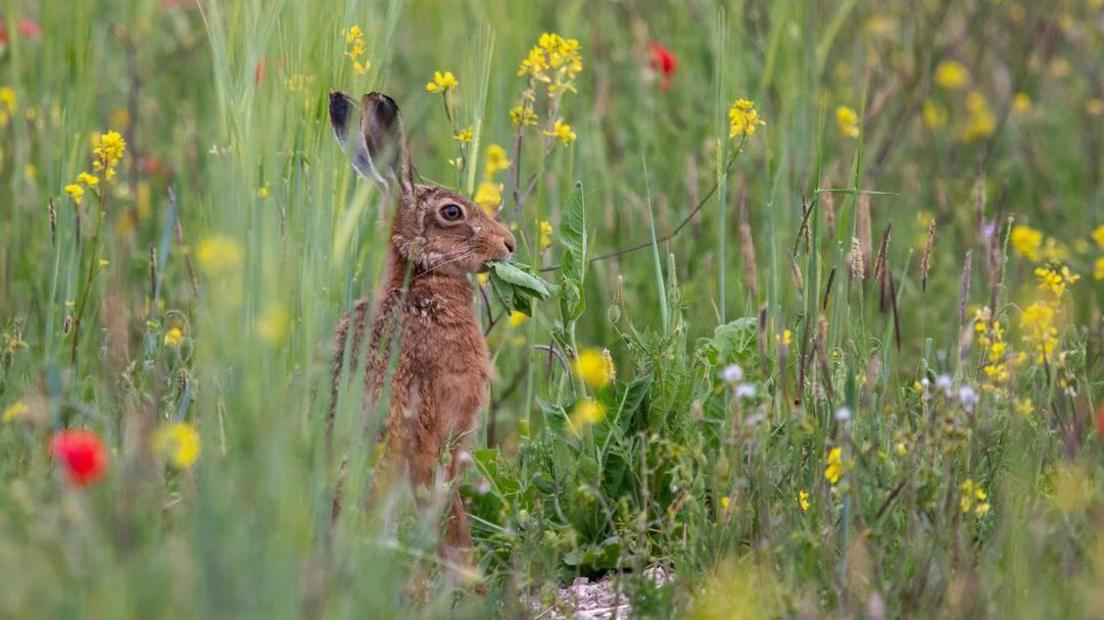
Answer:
[{"left": 330, "top": 91, "right": 516, "bottom": 275}]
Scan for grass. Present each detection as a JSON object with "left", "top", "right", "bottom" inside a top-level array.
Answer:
[{"left": 2, "top": 0, "right": 1104, "bottom": 617}]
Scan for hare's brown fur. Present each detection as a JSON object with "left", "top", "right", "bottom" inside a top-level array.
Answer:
[{"left": 328, "top": 93, "right": 515, "bottom": 564}]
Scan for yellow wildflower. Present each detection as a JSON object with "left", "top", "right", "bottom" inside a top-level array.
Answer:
[
  {"left": 454, "top": 126, "right": 473, "bottom": 143},
  {"left": 196, "top": 235, "right": 243, "bottom": 275},
  {"left": 569, "top": 398, "right": 605, "bottom": 435},
  {"left": 1010, "top": 225, "right": 1043, "bottom": 261},
  {"left": 959, "top": 480, "right": 991, "bottom": 518},
  {"left": 343, "top": 26, "right": 370, "bottom": 75},
  {"left": 77, "top": 171, "right": 100, "bottom": 187},
  {"left": 539, "top": 220, "right": 553, "bottom": 250},
  {"left": 575, "top": 347, "right": 613, "bottom": 389},
  {"left": 836, "top": 105, "right": 860, "bottom": 138},
  {"left": 257, "top": 185, "right": 269, "bottom": 199},
  {"left": 922, "top": 100, "right": 948, "bottom": 129},
  {"left": 92, "top": 131, "right": 127, "bottom": 180},
  {"left": 798, "top": 490, "right": 810, "bottom": 512},
  {"left": 153, "top": 422, "right": 201, "bottom": 470},
  {"left": 425, "top": 70, "right": 458, "bottom": 94},
  {"left": 1014, "top": 398, "right": 1033, "bottom": 416},
  {"left": 824, "top": 447, "right": 850, "bottom": 485},
  {"left": 1095, "top": 257, "right": 1104, "bottom": 281},
  {"left": 164, "top": 327, "right": 183, "bottom": 347},
  {"left": 1092, "top": 225, "right": 1104, "bottom": 250},
  {"left": 778, "top": 329, "right": 793, "bottom": 348},
  {"left": 484, "top": 144, "right": 510, "bottom": 177},
  {"left": 510, "top": 105, "right": 538, "bottom": 128},
  {"left": 64, "top": 184, "right": 85, "bottom": 204},
  {"left": 1021, "top": 302, "right": 1058, "bottom": 364},
  {"left": 3, "top": 401, "right": 28, "bottom": 423},
  {"left": 1034, "top": 265, "right": 1079, "bottom": 297},
  {"left": 934, "top": 59, "right": 969, "bottom": 90},
  {"left": 257, "top": 304, "right": 289, "bottom": 344},
  {"left": 728, "top": 98, "right": 765, "bottom": 138},
  {"left": 962, "top": 91, "right": 995, "bottom": 141},
  {"left": 508, "top": 311, "right": 528, "bottom": 327},
  {"left": 895, "top": 442, "right": 908, "bottom": 457},
  {"left": 1012, "top": 93, "right": 1031, "bottom": 114},
  {"left": 1088, "top": 99, "right": 1104, "bottom": 117},
  {"left": 473, "top": 181, "right": 502, "bottom": 213},
  {"left": 544, "top": 120, "right": 576, "bottom": 146},
  {"left": 0, "top": 87, "right": 15, "bottom": 114},
  {"left": 517, "top": 32, "right": 583, "bottom": 92}
]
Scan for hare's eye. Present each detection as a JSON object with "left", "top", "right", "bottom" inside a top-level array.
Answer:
[{"left": 439, "top": 204, "right": 464, "bottom": 222}]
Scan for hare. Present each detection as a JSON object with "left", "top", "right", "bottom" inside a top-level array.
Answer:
[{"left": 327, "top": 91, "right": 516, "bottom": 566}]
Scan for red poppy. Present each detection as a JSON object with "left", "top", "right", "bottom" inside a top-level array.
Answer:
[
  {"left": 49, "top": 430, "right": 108, "bottom": 487},
  {"left": 649, "top": 42, "right": 677, "bottom": 90},
  {"left": 18, "top": 18, "right": 43, "bottom": 39},
  {"left": 254, "top": 59, "right": 266, "bottom": 86}
]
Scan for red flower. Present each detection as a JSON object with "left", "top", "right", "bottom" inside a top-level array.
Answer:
[
  {"left": 1095, "top": 405, "right": 1104, "bottom": 439},
  {"left": 18, "top": 18, "right": 43, "bottom": 39},
  {"left": 49, "top": 430, "right": 108, "bottom": 487},
  {"left": 649, "top": 42, "right": 677, "bottom": 90}
]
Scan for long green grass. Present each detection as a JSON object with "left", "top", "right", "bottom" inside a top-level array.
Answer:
[{"left": 2, "top": 0, "right": 1104, "bottom": 617}]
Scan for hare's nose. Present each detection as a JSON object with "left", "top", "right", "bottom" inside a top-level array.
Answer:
[{"left": 503, "top": 235, "right": 517, "bottom": 254}]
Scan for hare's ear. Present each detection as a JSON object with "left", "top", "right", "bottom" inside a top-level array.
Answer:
[
  {"left": 360, "top": 92, "right": 415, "bottom": 200},
  {"left": 329, "top": 91, "right": 384, "bottom": 186}
]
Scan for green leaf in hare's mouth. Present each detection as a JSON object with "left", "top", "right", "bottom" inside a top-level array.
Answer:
[{"left": 485, "top": 259, "right": 554, "bottom": 317}]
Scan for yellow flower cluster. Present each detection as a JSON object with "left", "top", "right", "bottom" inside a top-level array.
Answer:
[
  {"left": 935, "top": 60, "right": 970, "bottom": 90},
  {"left": 962, "top": 91, "right": 995, "bottom": 142},
  {"left": 1020, "top": 302, "right": 1058, "bottom": 365},
  {"left": 974, "top": 307, "right": 1014, "bottom": 388},
  {"left": 426, "top": 70, "right": 458, "bottom": 94},
  {"left": 728, "top": 99, "right": 765, "bottom": 138},
  {"left": 544, "top": 119, "right": 576, "bottom": 145},
  {"left": 344, "top": 25, "right": 371, "bottom": 76},
  {"left": 196, "top": 235, "right": 243, "bottom": 275},
  {"left": 539, "top": 220, "right": 554, "bottom": 250},
  {"left": 517, "top": 32, "right": 583, "bottom": 93},
  {"left": 510, "top": 105, "right": 538, "bottom": 128},
  {"left": 1091, "top": 225, "right": 1104, "bottom": 280},
  {"left": 959, "top": 479, "right": 991, "bottom": 518},
  {"left": 153, "top": 422, "right": 201, "bottom": 470},
  {"left": 798, "top": 490, "right": 811, "bottom": 512},
  {"left": 63, "top": 130, "right": 126, "bottom": 204},
  {"left": 569, "top": 398, "right": 605, "bottom": 436},
  {"left": 474, "top": 144, "right": 511, "bottom": 214},
  {"left": 163, "top": 326, "right": 183, "bottom": 347},
  {"left": 0, "top": 86, "right": 15, "bottom": 127},
  {"left": 453, "top": 125, "right": 473, "bottom": 143},
  {"left": 1020, "top": 266, "right": 1077, "bottom": 366},
  {"left": 836, "top": 105, "right": 860, "bottom": 138},
  {"left": 512, "top": 33, "right": 582, "bottom": 147},
  {"left": 1010, "top": 225, "right": 1043, "bottom": 261},
  {"left": 92, "top": 131, "right": 127, "bottom": 180},
  {"left": 824, "top": 447, "right": 851, "bottom": 485},
  {"left": 1035, "top": 264, "right": 1079, "bottom": 297},
  {"left": 575, "top": 347, "right": 614, "bottom": 390}
]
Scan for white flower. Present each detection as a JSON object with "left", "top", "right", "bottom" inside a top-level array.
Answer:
[
  {"left": 834, "top": 407, "right": 852, "bottom": 422},
  {"left": 735, "top": 383, "right": 757, "bottom": 400},
  {"left": 475, "top": 479, "right": 491, "bottom": 494},
  {"left": 957, "top": 385, "right": 978, "bottom": 408},
  {"left": 720, "top": 364, "right": 744, "bottom": 384},
  {"left": 935, "top": 374, "right": 953, "bottom": 396}
]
